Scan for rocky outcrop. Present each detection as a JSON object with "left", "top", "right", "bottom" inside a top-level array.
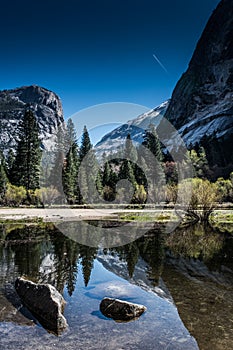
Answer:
[
  {"left": 0, "top": 85, "right": 64, "bottom": 153},
  {"left": 15, "top": 277, "right": 67, "bottom": 335},
  {"left": 164, "top": 0, "right": 233, "bottom": 170},
  {"left": 100, "top": 297, "right": 146, "bottom": 321}
]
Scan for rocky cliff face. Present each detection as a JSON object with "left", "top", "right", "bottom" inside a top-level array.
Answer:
[
  {"left": 164, "top": 0, "right": 233, "bottom": 170},
  {"left": 0, "top": 85, "right": 64, "bottom": 153}
]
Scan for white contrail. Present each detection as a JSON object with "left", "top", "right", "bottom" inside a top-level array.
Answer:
[{"left": 153, "top": 54, "right": 168, "bottom": 74}]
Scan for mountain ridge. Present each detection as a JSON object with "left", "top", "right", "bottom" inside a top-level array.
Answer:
[{"left": 95, "top": 101, "right": 169, "bottom": 156}]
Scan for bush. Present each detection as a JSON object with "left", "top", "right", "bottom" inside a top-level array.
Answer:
[
  {"left": 4, "top": 183, "right": 27, "bottom": 206},
  {"left": 178, "top": 178, "right": 218, "bottom": 223},
  {"left": 215, "top": 177, "right": 233, "bottom": 203},
  {"left": 34, "top": 186, "right": 60, "bottom": 206}
]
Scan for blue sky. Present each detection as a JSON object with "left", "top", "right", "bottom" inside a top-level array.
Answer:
[{"left": 0, "top": 0, "right": 219, "bottom": 123}]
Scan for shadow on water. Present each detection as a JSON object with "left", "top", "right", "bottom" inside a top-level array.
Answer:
[{"left": 0, "top": 221, "right": 232, "bottom": 349}]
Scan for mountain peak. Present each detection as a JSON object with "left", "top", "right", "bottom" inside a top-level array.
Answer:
[
  {"left": 0, "top": 85, "right": 64, "bottom": 153},
  {"left": 95, "top": 101, "right": 169, "bottom": 157}
]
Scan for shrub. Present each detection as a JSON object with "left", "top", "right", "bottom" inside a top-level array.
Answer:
[{"left": 4, "top": 183, "right": 27, "bottom": 206}]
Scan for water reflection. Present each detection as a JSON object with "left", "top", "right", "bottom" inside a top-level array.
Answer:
[
  {"left": 166, "top": 223, "right": 225, "bottom": 261},
  {"left": 0, "top": 222, "right": 233, "bottom": 349},
  {"left": 0, "top": 222, "right": 232, "bottom": 292}
]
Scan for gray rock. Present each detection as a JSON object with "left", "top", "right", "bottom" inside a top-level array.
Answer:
[
  {"left": 100, "top": 297, "right": 147, "bottom": 322},
  {"left": 15, "top": 277, "right": 67, "bottom": 335},
  {"left": 0, "top": 85, "right": 64, "bottom": 154}
]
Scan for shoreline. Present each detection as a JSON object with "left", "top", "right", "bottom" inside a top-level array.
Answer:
[
  {"left": 0, "top": 207, "right": 232, "bottom": 224},
  {"left": 0, "top": 207, "right": 160, "bottom": 222}
]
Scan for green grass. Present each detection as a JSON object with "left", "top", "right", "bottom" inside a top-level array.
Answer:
[
  {"left": 119, "top": 212, "right": 177, "bottom": 222},
  {"left": 0, "top": 217, "right": 44, "bottom": 224},
  {"left": 211, "top": 211, "right": 233, "bottom": 223}
]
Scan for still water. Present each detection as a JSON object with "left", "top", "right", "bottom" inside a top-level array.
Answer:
[{"left": 0, "top": 222, "right": 232, "bottom": 350}]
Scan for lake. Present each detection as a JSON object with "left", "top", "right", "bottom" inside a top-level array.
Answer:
[{"left": 0, "top": 221, "right": 232, "bottom": 350}]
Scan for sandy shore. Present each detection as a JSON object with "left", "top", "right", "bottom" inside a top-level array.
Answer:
[{"left": 0, "top": 207, "right": 156, "bottom": 221}]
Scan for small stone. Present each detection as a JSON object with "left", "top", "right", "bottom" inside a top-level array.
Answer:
[{"left": 100, "top": 297, "right": 147, "bottom": 322}]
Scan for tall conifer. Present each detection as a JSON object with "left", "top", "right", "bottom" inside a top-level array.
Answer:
[{"left": 11, "top": 109, "right": 41, "bottom": 191}]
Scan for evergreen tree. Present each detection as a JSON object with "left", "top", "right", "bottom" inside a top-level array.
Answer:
[
  {"left": 95, "top": 169, "right": 103, "bottom": 195},
  {"left": 78, "top": 126, "right": 99, "bottom": 204},
  {"left": 79, "top": 125, "right": 92, "bottom": 162},
  {"left": 142, "top": 124, "right": 164, "bottom": 203},
  {"left": 102, "top": 161, "right": 111, "bottom": 187},
  {"left": 135, "top": 144, "right": 147, "bottom": 187},
  {"left": 142, "top": 124, "right": 163, "bottom": 162},
  {"left": 124, "top": 133, "right": 138, "bottom": 163},
  {"left": 0, "top": 152, "right": 8, "bottom": 202},
  {"left": 119, "top": 160, "right": 136, "bottom": 185},
  {"left": 188, "top": 146, "right": 210, "bottom": 180},
  {"left": 63, "top": 119, "right": 79, "bottom": 204},
  {"left": 48, "top": 125, "right": 66, "bottom": 195},
  {"left": 6, "top": 149, "right": 15, "bottom": 178},
  {"left": 102, "top": 161, "right": 117, "bottom": 188},
  {"left": 118, "top": 134, "right": 138, "bottom": 200},
  {"left": 102, "top": 160, "right": 118, "bottom": 201},
  {"left": 11, "top": 109, "right": 42, "bottom": 191}
]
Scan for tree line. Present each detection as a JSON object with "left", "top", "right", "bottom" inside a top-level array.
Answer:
[{"left": 0, "top": 108, "right": 233, "bottom": 223}]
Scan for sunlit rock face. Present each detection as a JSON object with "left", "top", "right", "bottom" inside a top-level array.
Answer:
[
  {"left": 0, "top": 85, "right": 64, "bottom": 153},
  {"left": 164, "top": 0, "right": 233, "bottom": 171}
]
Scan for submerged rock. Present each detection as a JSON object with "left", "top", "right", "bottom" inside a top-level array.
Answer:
[
  {"left": 100, "top": 297, "right": 147, "bottom": 322},
  {"left": 15, "top": 277, "right": 67, "bottom": 335}
]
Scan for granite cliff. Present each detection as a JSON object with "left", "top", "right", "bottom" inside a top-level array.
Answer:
[{"left": 0, "top": 85, "right": 64, "bottom": 153}]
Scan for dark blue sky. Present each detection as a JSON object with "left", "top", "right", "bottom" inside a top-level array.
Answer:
[{"left": 0, "top": 0, "right": 219, "bottom": 119}]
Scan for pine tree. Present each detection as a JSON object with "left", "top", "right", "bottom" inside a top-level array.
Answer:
[
  {"left": 63, "top": 119, "right": 79, "bottom": 204},
  {"left": 11, "top": 109, "right": 42, "bottom": 191},
  {"left": 6, "top": 149, "right": 15, "bottom": 179},
  {"left": 79, "top": 125, "right": 92, "bottom": 162},
  {"left": 48, "top": 125, "right": 66, "bottom": 195},
  {"left": 102, "top": 161, "right": 117, "bottom": 188},
  {"left": 0, "top": 151, "right": 8, "bottom": 202},
  {"left": 120, "top": 135, "right": 137, "bottom": 183},
  {"left": 124, "top": 133, "right": 138, "bottom": 163},
  {"left": 142, "top": 124, "right": 163, "bottom": 162},
  {"left": 135, "top": 144, "right": 147, "bottom": 187},
  {"left": 95, "top": 169, "right": 103, "bottom": 195},
  {"left": 188, "top": 146, "right": 210, "bottom": 180},
  {"left": 102, "top": 160, "right": 118, "bottom": 201},
  {"left": 119, "top": 160, "right": 136, "bottom": 185},
  {"left": 78, "top": 126, "right": 99, "bottom": 204},
  {"left": 102, "top": 161, "right": 111, "bottom": 187},
  {"left": 142, "top": 124, "right": 164, "bottom": 203}
]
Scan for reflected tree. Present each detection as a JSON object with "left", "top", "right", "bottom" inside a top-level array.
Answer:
[{"left": 80, "top": 245, "right": 97, "bottom": 287}]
